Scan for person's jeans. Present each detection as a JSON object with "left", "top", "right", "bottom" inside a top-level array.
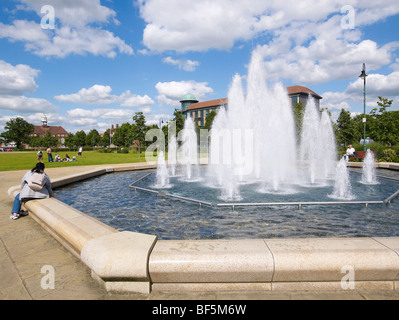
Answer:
[{"left": 12, "top": 193, "right": 21, "bottom": 214}]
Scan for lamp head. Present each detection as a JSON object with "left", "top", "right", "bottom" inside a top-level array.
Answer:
[{"left": 359, "top": 63, "right": 367, "bottom": 78}]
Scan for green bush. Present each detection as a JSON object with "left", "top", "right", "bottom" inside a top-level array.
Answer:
[
  {"left": 117, "top": 147, "right": 129, "bottom": 154},
  {"left": 97, "top": 147, "right": 113, "bottom": 153},
  {"left": 381, "top": 148, "right": 397, "bottom": 162},
  {"left": 365, "top": 142, "right": 385, "bottom": 161},
  {"left": 392, "top": 143, "right": 399, "bottom": 155}
]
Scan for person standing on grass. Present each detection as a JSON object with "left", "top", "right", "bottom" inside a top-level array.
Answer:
[
  {"left": 10, "top": 162, "right": 55, "bottom": 220},
  {"left": 37, "top": 148, "right": 43, "bottom": 162},
  {"left": 78, "top": 146, "right": 83, "bottom": 157},
  {"left": 46, "top": 146, "right": 53, "bottom": 162}
]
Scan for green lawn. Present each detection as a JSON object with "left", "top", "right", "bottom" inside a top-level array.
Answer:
[{"left": 0, "top": 150, "right": 149, "bottom": 171}]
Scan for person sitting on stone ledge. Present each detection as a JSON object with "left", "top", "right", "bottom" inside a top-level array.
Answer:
[{"left": 10, "top": 162, "right": 55, "bottom": 220}]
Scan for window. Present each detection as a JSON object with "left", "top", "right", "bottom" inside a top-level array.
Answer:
[{"left": 291, "top": 95, "right": 298, "bottom": 106}]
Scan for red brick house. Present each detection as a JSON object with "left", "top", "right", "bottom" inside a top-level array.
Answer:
[{"left": 27, "top": 114, "right": 68, "bottom": 148}]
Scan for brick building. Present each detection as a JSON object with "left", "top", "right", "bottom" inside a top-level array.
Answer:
[
  {"left": 181, "top": 85, "right": 322, "bottom": 128},
  {"left": 28, "top": 114, "right": 69, "bottom": 148}
]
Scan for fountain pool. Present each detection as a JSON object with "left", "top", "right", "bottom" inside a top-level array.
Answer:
[
  {"left": 55, "top": 48, "right": 399, "bottom": 242},
  {"left": 55, "top": 168, "right": 399, "bottom": 240}
]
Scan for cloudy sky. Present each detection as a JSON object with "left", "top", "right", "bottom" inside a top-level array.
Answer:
[{"left": 0, "top": 0, "right": 398, "bottom": 133}]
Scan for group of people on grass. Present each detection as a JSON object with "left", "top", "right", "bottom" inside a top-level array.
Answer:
[{"left": 36, "top": 146, "right": 82, "bottom": 163}]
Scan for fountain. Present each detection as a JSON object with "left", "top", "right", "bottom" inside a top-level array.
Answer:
[
  {"left": 168, "top": 135, "right": 177, "bottom": 176},
  {"left": 329, "top": 157, "right": 355, "bottom": 200},
  {"left": 159, "top": 47, "right": 338, "bottom": 200},
  {"left": 320, "top": 109, "right": 337, "bottom": 178},
  {"left": 362, "top": 149, "right": 378, "bottom": 185},
  {"left": 299, "top": 95, "right": 324, "bottom": 185},
  {"left": 56, "top": 47, "right": 399, "bottom": 241},
  {"left": 207, "top": 50, "right": 297, "bottom": 197},
  {"left": 178, "top": 116, "right": 199, "bottom": 181},
  {"left": 154, "top": 151, "right": 170, "bottom": 188}
]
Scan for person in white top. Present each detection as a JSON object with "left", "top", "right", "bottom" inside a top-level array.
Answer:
[
  {"left": 78, "top": 146, "right": 83, "bottom": 157},
  {"left": 345, "top": 145, "right": 356, "bottom": 161}
]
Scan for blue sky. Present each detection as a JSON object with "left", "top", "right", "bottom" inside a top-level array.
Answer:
[{"left": 0, "top": 0, "right": 398, "bottom": 134}]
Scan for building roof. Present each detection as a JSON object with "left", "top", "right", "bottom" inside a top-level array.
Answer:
[
  {"left": 286, "top": 85, "right": 322, "bottom": 99},
  {"left": 184, "top": 85, "right": 322, "bottom": 112},
  {"left": 180, "top": 93, "right": 198, "bottom": 103},
  {"left": 186, "top": 98, "right": 228, "bottom": 111},
  {"left": 33, "top": 125, "right": 68, "bottom": 137}
]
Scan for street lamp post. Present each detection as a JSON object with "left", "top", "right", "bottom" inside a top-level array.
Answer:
[{"left": 359, "top": 63, "right": 368, "bottom": 151}]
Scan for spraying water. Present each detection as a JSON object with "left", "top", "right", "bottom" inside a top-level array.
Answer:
[
  {"left": 179, "top": 116, "right": 199, "bottom": 181},
  {"left": 329, "top": 157, "right": 355, "bottom": 200},
  {"left": 155, "top": 47, "right": 339, "bottom": 201},
  {"left": 320, "top": 110, "right": 337, "bottom": 178},
  {"left": 361, "top": 149, "right": 378, "bottom": 185},
  {"left": 209, "top": 48, "right": 297, "bottom": 196},
  {"left": 299, "top": 95, "right": 323, "bottom": 184},
  {"left": 155, "top": 151, "right": 170, "bottom": 188},
  {"left": 168, "top": 135, "right": 177, "bottom": 176}
]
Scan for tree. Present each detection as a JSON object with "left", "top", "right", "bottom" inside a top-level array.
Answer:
[
  {"left": 336, "top": 109, "right": 356, "bottom": 146},
  {"left": 74, "top": 130, "right": 86, "bottom": 147},
  {"left": 100, "top": 130, "right": 111, "bottom": 147},
  {"left": 369, "top": 96, "right": 398, "bottom": 145},
  {"left": 64, "top": 133, "right": 76, "bottom": 148},
  {"left": 85, "top": 129, "right": 100, "bottom": 148},
  {"left": 204, "top": 110, "right": 217, "bottom": 130},
  {"left": 132, "top": 112, "right": 147, "bottom": 151},
  {"left": 0, "top": 117, "right": 34, "bottom": 149},
  {"left": 42, "top": 131, "right": 59, "bottom": 148},
  {"left": 293, "top": 102, "right": 305, "bottom": 141},
  {"left": 113, "top": 123, "right": 133, "bottom": 147},
  {"left": 172, "top": 109, "right": 185, "bottom": 135}
]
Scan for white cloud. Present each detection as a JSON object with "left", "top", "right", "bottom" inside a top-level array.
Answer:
[
  {"left": 138, "top": 0, "right": 399, "bottom": 54},
  {"left": 55, "top": 85, "right": 116, "bottom": 104},
  {"left": 162, "top": 56, "right": 200, "bottom": 71},
  {"left": 346, "top": 71, "right": 399, "bottom": 99},
  {"left": 138, "top": 0, "right": 347, "bottom": 53},
  {"left": 155, "top": 80, "right": 213, "bottom": 107},
  {"left": 120, "top": 92, "right": 155, "bottom": 108},
  {"left": 0, "top": 1, "right": 133, "bottom": 58},
  {"left": 322, "top": 71, "right": 399, "bottom": 111},
  {"left": 0, "top": 60, "right": 57, "bottom": 114},
  {"left": 55, "top": 84, "right": 155, "bottom": 108},
  {"left": 67, "top": 108, "right": 134, "bottom": 120},
  {"left": 0, "top": 95, "right": 57, "bottom": 113},
  {"left": 19, "top": 0, "right": 117, "bottom": 28},
  {"left": 0, "top": 60, "right": 39, "bottom": 95},
  {"left": 258, "top": 11, "right": 399, "bottom": 85},
  {"left": 62, "top": 107, "right": 166, "bottom": 132}
]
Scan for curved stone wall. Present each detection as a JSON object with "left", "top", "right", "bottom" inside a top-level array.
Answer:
[{"left": 7, "top": 162, "right": 399, "bottom": 294}]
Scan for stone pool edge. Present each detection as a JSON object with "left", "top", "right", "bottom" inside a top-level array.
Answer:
[{"left": 6, "top": 161, "right": 399, "bottom": 294}]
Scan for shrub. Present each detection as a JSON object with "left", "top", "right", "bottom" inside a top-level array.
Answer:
[
  {"left": 117, "top": 147, "right": 129, "bottom": 154},
  {"left": 366, "top": 142, "right": 385, "bottom": 160},
  {"left": 381, "top": 148, "right": 397, "bottom": 162},
  {"left": 97, "top": 147, "right": 113, "bottom": 153}
]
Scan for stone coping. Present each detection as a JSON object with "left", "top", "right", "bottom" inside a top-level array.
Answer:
[{"left": 7, "top": 162, "right": 399, "bottom": 294}]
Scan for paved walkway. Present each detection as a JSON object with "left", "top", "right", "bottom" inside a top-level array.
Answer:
[{"left": 2, "top": 165, "right": 399, "bottom": 300}]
